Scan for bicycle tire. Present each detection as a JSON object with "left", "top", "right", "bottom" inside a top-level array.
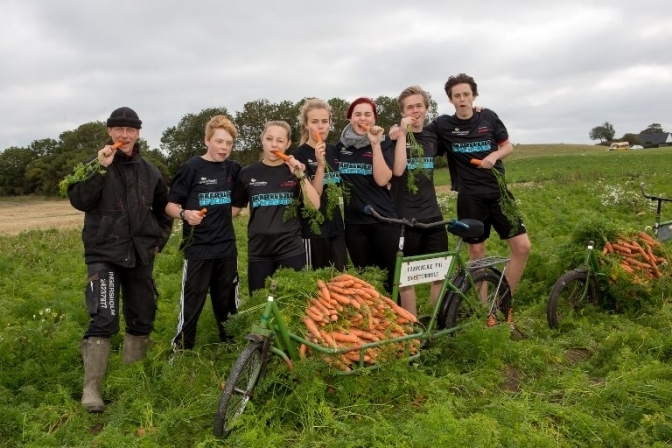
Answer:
[
  {"left": 546, "top": 269, "right": 599, "bottom": 329},
  {"left": 213, "top": 341, "right": 265, "bottom": 438},
  {"left": 443, "top": 269, "right": 511, "bottom": 330}
]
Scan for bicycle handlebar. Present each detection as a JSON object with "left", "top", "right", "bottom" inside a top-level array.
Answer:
[
  {"left": 363, "top": 205, "right": 483, "bottom": 238},
  {"left": 640, "top": 183, "right": 672, "bottom": 202}
]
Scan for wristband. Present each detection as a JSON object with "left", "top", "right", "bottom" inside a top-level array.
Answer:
[{"left": 179, "top": 209, "right": 186, "bottom": 220}]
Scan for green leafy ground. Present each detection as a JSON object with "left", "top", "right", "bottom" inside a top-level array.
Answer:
[{"left": 1, "top": 145, "right": 672, "bottom": 447}]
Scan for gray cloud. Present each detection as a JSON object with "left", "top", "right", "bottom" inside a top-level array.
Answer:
[{"left": 1, "top": 0, "right": 670, "bottom": 150}]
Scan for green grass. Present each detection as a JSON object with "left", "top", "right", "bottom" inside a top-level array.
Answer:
[{"left": 1, "top": 146, "right": 672, "bottom": 447}]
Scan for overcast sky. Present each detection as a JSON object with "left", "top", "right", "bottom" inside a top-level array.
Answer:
[{"left": 2, "top": 0, "right": 670, "bottom": 151}]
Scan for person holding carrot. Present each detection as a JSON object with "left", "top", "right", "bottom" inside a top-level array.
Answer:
[
  {"left": 165, "top": 115, "right": 242, "bottom": 351},
  {"left": 389, "top": 86, "right": 448, "bottom": 316},
  {"left": 291, "top": 98, "right": 347, "bottom": 271},
  {"left": 231, "top": 121, "right": 321, "bottom": 294},
  {"left": 336, "top": 97, "right": 406, "bottom": 293},
  {"left": 428, "top": 73, "right": 531, "bottom": 300},
  {"left": 67, "top": 107, "right": 172, "bottom": 412}
]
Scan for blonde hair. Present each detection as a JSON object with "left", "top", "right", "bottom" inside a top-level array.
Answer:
[
  {"left": 297, "top": 98, "right": 332, "bottom": 145},
  {"left": 262, "top": 120, "right": 292, "bottom": 143},
  {"left": 205, "top": 115, "right": 237, "bottom": 141},
  {"left": 397, "top": 85, "right": 430, "bottom": 112}
]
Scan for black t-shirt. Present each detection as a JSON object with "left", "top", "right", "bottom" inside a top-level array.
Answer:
[
  {"left": 390, "top": 129, "right": 442, "bottom": 220},
  {"left": 231, "top": 161, "right": 304, "bottom": 262},
  {"left": 291, "top": 143, "right": 345, "bottom": 238},
  {"left": 429, "top": 109, "right": 509, "bottom": 195},
  {"left": 168, "top": 156, "right": 240, "bottom": 259},
  {"left": 336, "top": 138, "right": 397, "bottom": 224}
]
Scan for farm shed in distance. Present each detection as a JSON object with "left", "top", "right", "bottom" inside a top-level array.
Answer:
[{"left": 638, "top": 132, "right": 672, "bottom": 148}]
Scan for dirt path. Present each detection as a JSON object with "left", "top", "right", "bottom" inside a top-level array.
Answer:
[{"left": 0, "top": 200, "right": 83, "bottom": 236}]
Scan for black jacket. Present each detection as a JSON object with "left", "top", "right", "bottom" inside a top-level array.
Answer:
[{"left": 68, "top": 144, "right": 173, "bottom": 267}]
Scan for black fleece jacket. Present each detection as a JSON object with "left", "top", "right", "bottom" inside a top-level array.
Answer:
[{"left": 68, "top": 144, "right": 172, "bottom": 267}]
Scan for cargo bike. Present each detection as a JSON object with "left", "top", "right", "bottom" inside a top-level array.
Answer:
[{"left": 213, "top": 206, "right": 512, "bottom": 437}]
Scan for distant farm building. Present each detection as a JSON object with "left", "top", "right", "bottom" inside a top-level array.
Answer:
[{"left": 638, "top": 132, "right": 672, "bottom": 148}]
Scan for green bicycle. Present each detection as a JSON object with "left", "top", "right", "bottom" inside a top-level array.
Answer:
[{"left": 213, "top": 206, "right": 511, "bottom": 438}]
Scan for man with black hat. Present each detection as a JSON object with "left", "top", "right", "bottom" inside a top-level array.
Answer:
[{"left": 67, "top": 106, "right": 172, "bottom": 413}]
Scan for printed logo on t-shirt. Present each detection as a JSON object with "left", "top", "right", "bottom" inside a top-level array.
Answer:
[
  {"left": 477, "top": 126, "right": 489, "bottom": 134},
  {"left": 198, "top": 177, "right": 218, "bottom": 186},
  {"left": 340, "top": 150, "right": 353, "bottom": 156},
  {"left": 199, "top": 191, "right": 231, "bottom": 206},
  {"left": 281, "top": 180, "right": 299, "bottom": 187},
  {"left": 339, "top": 162, "right": 372, "bottom": 175},
  {"left": 451, "top": 128, "right": 470, "bottom": 136},
  {"left": 251, "top": 192, "right": 293, "bottom": 208},
  {"left": 452, "top": 141, "right": 490, "bottom": 153},
  {"left": 249, "top": 178, "right": 268, "bottom": 187},
  {"left": 407, "top": 157, "right": 434, "bottom": 170}
]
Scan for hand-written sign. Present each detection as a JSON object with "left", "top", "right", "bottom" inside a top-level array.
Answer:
[{"left": 399, "top": 256, "right": 452, "bottom": 287}]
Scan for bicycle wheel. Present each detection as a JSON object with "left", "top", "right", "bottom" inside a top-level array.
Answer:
[
  {"left": 546, "top": 269, "right": 599, "bottom": 329},
  {"left": 443, "top": 269, "right": 511, "bottom": 330},
  {"left": 213, "top": 341, "right": 265, "bottom": 438}
]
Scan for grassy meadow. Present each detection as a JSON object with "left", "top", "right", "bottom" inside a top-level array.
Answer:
[{"left": 1, "top": 144, "right": 672, "bottom": 447}]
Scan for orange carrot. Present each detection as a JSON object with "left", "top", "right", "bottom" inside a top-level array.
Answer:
[
  {"left": 315, "top": 132, "right": 323, "bottom": 144},
  {"left": 271, "top": 150, "right": 291, "bottom": 161},
  {"left": 111, "top": 141, "right": 124, "bottom": 149},
  {"left": 638, "top": 232, "right": 661, "bottom": 247},
  {"left": 380, "top": 296, "right": 418, "bottom": 323},
  {"left": 303, "top": 317, "right": 322, "bottom": 340},
  {"left": 198, "top": 208, "right": 207, "bottom": 217},
  {"left": 331, "top": 332, "right": 360, "bottom": 344},
  {"left": 299, "top": 343, "right": 307, "bottom": 359},
  {"left": 470, "top": 158, "right": 482, "bottom": 166},
  {"left": 328, "top": 291, "right": 351, "bottom": 306},
  {"left": 349, "top": 328, "right": 381, "bottom": 342},
  {"left": 620, "top": 263, "right": 634, "bottom": 273},
  {"left": 360, "top": 124, "right": 370, "bottom": 132},
  {"left": 320, "top": 331, "right": 338, "bottom": 349},
  {"left": 611, "top": 243, "right": 631, "bottom": 254},
  {"left": 605, "top": 241, "right": 613, "bottom": 254},
  {"left": 306, "top": 306, "right": 325, "bottom": 322}
]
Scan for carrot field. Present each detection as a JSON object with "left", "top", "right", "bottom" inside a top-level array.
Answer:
[{"left": 1, "top": 144, "right": 672, "bottom": 447}]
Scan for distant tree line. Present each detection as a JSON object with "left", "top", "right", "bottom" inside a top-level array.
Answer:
[
  {"left": 589, "top": 122, "right": 667, "bottom": 146},
  {"left": 0, "top": 96, "right": 439, "bottom": 196}
]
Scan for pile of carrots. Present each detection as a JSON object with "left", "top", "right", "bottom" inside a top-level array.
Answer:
[
  {"left": 300, "top": 274, "right": 420, "bottom": 371},
  {"left": 602, "top": 232, "right": 666, "bottom": 279}
]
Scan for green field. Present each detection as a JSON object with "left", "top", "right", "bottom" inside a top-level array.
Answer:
[{"left": 1, "top": 145, "right": 672, "bottom": 447}]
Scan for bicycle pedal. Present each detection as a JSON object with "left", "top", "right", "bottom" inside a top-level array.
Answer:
[{"left": 486, "top": 315, "right": 497, "bottom": 327}]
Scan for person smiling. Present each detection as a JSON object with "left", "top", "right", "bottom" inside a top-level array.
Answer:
[
  {"left": 166, "top": 115, "right": 242, "bottom": 351},
  {"left": 337, "top": 97, "right": 406, "bottom": 293},
  {"left": 231, "top": 121, "right": 321, "bottom": 294}
]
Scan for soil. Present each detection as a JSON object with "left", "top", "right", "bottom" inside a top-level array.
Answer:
[{"left": 0, "top": 200, "right": 83, "bottom": 236}]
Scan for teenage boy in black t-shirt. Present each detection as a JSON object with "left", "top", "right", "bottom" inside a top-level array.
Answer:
[
  {"left": 166, "top": 115, "right": 241, "bottom": 351},
  {"left": 429, "top": 73, "right": 531, "bottom": 299},
  {"left": 390, "top": 86, "right": 448, "bottom": 316}
]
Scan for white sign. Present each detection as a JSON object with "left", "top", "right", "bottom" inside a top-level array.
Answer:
[{"left": 399, "top": 256, "right": 452, "bottom": 287}]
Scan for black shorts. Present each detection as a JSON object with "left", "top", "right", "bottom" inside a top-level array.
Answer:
[
  {"left": 403, "top": 215, "right": 448, "bottom": 257},
  {"left": 457, "top": 193, "right": 527, "bottom": 244}
]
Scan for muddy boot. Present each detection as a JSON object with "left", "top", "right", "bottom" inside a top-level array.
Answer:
[
  {"left": 80, "top": 337, "right": 110, "bottom": 413},
  {"left": 122, "top": 333, "right": 151, "bottom": 364}
]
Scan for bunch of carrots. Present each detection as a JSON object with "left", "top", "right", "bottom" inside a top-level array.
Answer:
[
  {"left": 58, "top": 141, "right": 125, "bottom": 197},
  {"left": 299, "top": 274, "right": 420, "bottom": 371},
  {"left": 602, "top": 232, "right": 666, "bottom": 280}
]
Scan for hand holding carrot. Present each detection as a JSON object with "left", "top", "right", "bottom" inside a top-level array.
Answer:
[
  {"left": 98, "top": 141, "right": 124, "bottom": 167},
  {"left": 313, "top": 132, "right": 326, "bottom": 168},
  {"left": 272, "top": 151, "right": 306, "bottom": 178}
]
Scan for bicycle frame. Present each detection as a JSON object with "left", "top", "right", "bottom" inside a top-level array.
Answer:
[
  {"left": 243, "top": 210, "right": 511, "bottom": 374},
  {"left": 575, "top": 241, "right": 609, "bottom": 297}
]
